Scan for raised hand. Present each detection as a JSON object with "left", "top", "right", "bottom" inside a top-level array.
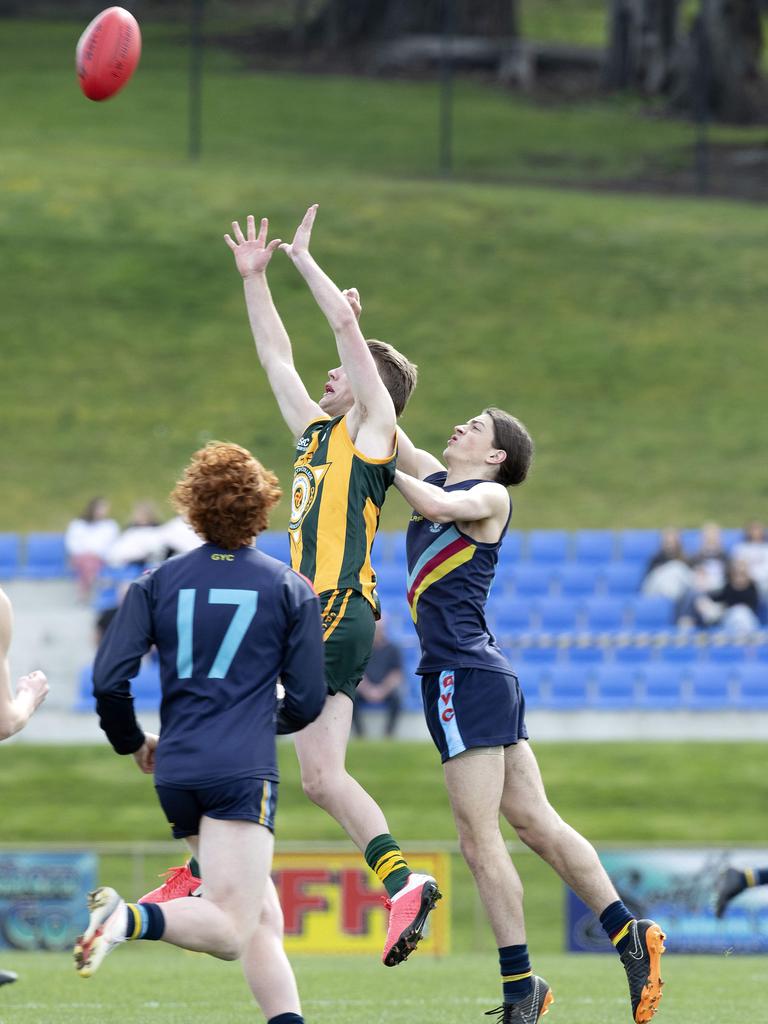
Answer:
[
  {"left": 224, "top": 215, "right": 282, "bottom": 279},
  {"left": 279, "top": 204, "right": 318, "bottom": 262},
  {"left": 343, "top": 287, "right": 362, "bottom": 322},
  {"left": 16, "top": 670, "right": 49, "bottom": 712}
]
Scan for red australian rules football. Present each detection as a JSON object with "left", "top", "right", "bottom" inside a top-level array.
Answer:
[{"left": 76, "top": 7, "right": 142, "bottom": 101}]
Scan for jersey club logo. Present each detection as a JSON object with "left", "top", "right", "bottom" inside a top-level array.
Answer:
[{"left": 289, "top": 463, "right": 330, "bottom": 533}]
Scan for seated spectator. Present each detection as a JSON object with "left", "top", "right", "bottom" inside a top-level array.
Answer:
[
  {"left": 641, "top": 527, "right": 692, "bottom": 601},
  {"left": 732, "top": 521, "right": 768, "bottom": 596},
  {"left": 106, "top": 500, "right": 164, "bottom": 572},
  {"left": 352, "top": 617, "right": 404, "bottom": 739},
  {"left": 688, "top": 522, "right": 729, "bottom": 591},
  {"left": 65, "top": 497, "right": 120, "bottom": 601},
  {"left": 689, "top": 559, "right": 761, "bottom": 633},
  {"left": 157, "top": 515, "right": 204, "bottom": 560}
]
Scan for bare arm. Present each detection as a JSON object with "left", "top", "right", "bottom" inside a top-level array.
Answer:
[
  {"left": 0, "top": 589, "right": 48, "bottom": 740},
  {"left": 395, "top": 427, "right": 445, "bottom": 480},
  {"left": 225, "top": 215, "right": 324, "bottom": 440},
  {"left": 394, "top": 471, "right": 508, "bottom": 525},
  {"left": 281, "top": 205, "right": 396, "bottom": 458}
]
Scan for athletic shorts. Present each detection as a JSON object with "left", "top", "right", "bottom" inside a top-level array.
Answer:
[
  {"left": 319, "top": 589, "right": 376, "bottom": 700},
  {"left": 421, "top": 667, "right": 529, "bottom": 763},
  {"left": 155, "top": 778, "right": 278, "bottom": 840}
]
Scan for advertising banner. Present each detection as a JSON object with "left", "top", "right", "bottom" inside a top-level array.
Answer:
[
  {"left": 274, "top": 851, "right": 450, "bottom": 956},
  {"left": 0, "top": 851, "right": 97, "bottom": 951},
  {"left": 566, "top": 848, "right": 768, "bottom": 954}
]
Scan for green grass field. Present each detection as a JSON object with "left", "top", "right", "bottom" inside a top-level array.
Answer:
[
  {"left": 0, "top": 946, "right": 764, "bottom": 1024},
  {"left": 1, "top": 20, "right": 768, "bottom": 531}
]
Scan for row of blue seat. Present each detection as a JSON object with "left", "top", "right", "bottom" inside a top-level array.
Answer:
[
  {"left": 381, "top": 595, "right": 679, "bottom": 631},
  {"left": 0, "top": 527, "right": 749, "bottom": 579},
  {"left": 75, "top": 656, "right": 766, "bottom": 715}
]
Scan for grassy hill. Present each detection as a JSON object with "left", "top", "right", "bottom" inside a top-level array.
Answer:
[{"left": 1, "top": 20, "right": 767, "bottom": 531}]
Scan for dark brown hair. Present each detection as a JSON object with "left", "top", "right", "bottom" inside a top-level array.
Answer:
[
  {"left": 366, "top": 339, "right": 418, "bottom": 417},
  {"left": 484, "top": 407, "right": 534, "bottom": 487},
  {"left": 171, "top": 442, "right": 282, "bottom": 549}
]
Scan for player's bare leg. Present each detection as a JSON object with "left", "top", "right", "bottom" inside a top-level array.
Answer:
[
  {"left": 501, "top": 740, "right": 665, "bottom": 1022},
  {"left": 443, "top": 747, "right": 552, "bottom": 1021},
  {"left": 293, "top": 692, "right": 388, "bottom": 848},
  {"left": 241, "top": 879, "right": 302, "bottom": 1020},
  {"left": 294, "top": 691, "right": 439, "bottom": 965}
]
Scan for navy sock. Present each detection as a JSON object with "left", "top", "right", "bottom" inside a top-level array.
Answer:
[
  {"left": 599, "top": 900, "right": 635, "bottom": 955},
  {"left": 267, "top": 1015, "right": 304, "bottom": 1024},
  {"left": 755, "top": 868, "right": 768, "bottom": 886},
  {"left": 499, "top": 944, "right": 532, "bottom": 1003},
  {"left": 125, "top": 902, "right": 166, "bottom": 941}
]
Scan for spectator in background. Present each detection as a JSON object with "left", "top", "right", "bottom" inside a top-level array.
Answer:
[
  {"left": 688, "top": 522, "right": 730, "bottom": 591},
  {"left": 687, "top": 559, "right": 761, "bottom": 633},
  {"left": 732, "top": 521, "right": 768, "bottom": 596},
  {"left": 352, "top": 617, "right": 404, "bottom": 738},
  {"left": 156, "top": 515, "right": 204, "bottom": 560},
  {"left": 106, "top": 500, "right": 163, "bottom": 573},
  {"left": 641, "top": 527, "right": 692, "bottom": 601},
  {"left": 65, "top": 497, "right": 120, "bottom": 601}
]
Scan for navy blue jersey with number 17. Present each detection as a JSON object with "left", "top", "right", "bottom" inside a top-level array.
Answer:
[{"left": 93, "top": 542, "right": 326, "bottom": 788}]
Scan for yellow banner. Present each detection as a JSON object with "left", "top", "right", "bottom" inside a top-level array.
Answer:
[{"left": 273, "top": 851, "right": 451, "bottom": 956}]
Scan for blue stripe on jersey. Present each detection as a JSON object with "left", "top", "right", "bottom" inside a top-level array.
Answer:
[
  {"left": 438, "top": 670, "right": 466, "bottom": 758},
  {"left": 406, "top": 526, "right": 461, "bottom": 591},
  {"left": 176, "top": 588, "right": 196, "bottom": 679}
]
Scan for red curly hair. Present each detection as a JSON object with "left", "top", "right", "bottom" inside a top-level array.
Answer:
[{"left": 171, "top": 442, "right": 282, "bottom": 550}]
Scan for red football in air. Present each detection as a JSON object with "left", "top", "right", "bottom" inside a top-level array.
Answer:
[{"left": 76, "top": 7, "right": 142, "bottom": 102}]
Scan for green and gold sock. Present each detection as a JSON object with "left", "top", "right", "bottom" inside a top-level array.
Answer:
[{"left": 364, "top": 834, "right": 411, "bottom": 898}]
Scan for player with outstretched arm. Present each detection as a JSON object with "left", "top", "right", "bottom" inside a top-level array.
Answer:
[
  {"left": 74, "top": 442, "right": 325, "bottom": 1024},
  {"left": 393, "top": 412, "right": 666, "bottom": 1024}
]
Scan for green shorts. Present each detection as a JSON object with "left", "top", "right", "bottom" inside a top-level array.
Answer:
[{"left": 320, "top": 589, "right": 376, "bottom": 700}]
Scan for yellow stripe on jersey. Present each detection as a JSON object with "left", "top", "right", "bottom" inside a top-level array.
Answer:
[
  {"left": 313, "top": 423, "right": 352, "bottom": 594},
  {"left": 360, "top": 496, "right": 380, "bottom": 606},
  {"left": 323, "top": 589, "right": 352, "bottom": 641},
  {"left": 409, "top": 545, "right": 476, "bottom": 622}
]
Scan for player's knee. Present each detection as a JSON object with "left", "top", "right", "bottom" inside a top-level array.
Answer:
[
  {"left": 515, "top": 805, "right": 561, "bottom": 850},
  {"left": 300, "top": 766, "right": 340, "bottom": 807},
  {"left": 259, "top": 893, "right": 285, "bottom": 940}
]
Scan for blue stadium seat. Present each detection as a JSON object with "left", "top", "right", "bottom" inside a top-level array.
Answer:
[
  {"left": 594, "top": 666, "right": 639, "bottom": 709},
  {"left": 537, "top": 598, "right": 580, "bottom": 631},
  {"left": 559, "top": 564, "right": 601, "bottom": 597},
  {"left": 257, "top": 531, "right": 290, "bottom": 562},
  {"left": 640, "top": 665, "right": 684, "bottom": 709},
  {"left": 721, "top": 528, "right": 744, "bottom": 553},
  {"left": 0, "top": 533, "right": 21, "bottom": 579},
  {"left": 23, "top": 532, "right": 71, "bottom": 579},
  {"left": 618, "top": 529, "right": 660, "bottom": 565},
  {"left": 527, "top": 530, "right": 569, "bottom": 564},
  {"left": 688, "top": 665, "right": 732, "bottom": 709},
  {"left": 603, "top": 562, "right": 643, "bottom": 596},
  {"left": 74, "top": 665, "right": 95, "bottom": 713},
  {"left": 520, "top": 674, "right": 543, "bottom": 707},
  {"left": 513, "top": 645, "right": 559, "bottom": 664},
  {"left": 679, "top": 527, "right": 702, "bottom": 554},
  {"left": 511, "top": 565, "right": 553, "bottom": 597},
  {"left": 503, "top": 530, "right": 523, "bottom": 562},
  {"left": 490, "top": 598, "right": 534, "bottom": 633},
  {"left": 377, "top": 530, "right": 407, "bottom": 564},
  {"left": 705, "top": 644, "right": 749, "bottom": 665},
  {"left": 573, "top": 530, "right": 615, "bottom": 564},
  {"left": 735, "top": 664, "right": 768, "bottom": 709},
  {"left": 583, "top": 598, "right": 626, "bottom": 632},
  {"left": 374, "top": 563, "right": 406, "bottom": 597},
  {"left": 567, "top": 645, "right": 606, "bottom": 665},
  {"left": 613, "top": 645, "right": 654, "bottom": 665},
  {"left": 132, "top": 656, "right": 162, "bottom": 709},
  {"left": 547, "top": 666, "right": 590, "bottom": 709},
  {"left": 512, "top": 661, "right": 548, "bottom": 689},
  {"left": 629, "top": 596, "right": 674, "bottom": 630},
  {"left": 400, "top": 640, "right": 423, "bottom": 711},
  {"left": 659, "top": 644, "right": 699, "bottom": 664}
]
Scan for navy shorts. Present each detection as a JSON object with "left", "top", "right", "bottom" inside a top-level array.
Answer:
[
  {"left": 155, "top": 778, "right": 278, "bottom": 840},
  {"left": 421, "top": 667, "right": 529, "bottom": 763}
]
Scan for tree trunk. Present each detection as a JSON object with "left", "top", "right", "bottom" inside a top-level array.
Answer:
[{"left": 604, "top": 0, "right": 681, "bottom": 93}]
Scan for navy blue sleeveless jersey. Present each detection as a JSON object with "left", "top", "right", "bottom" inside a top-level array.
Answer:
[
  {"left": 93, "top": 542, "right": 326, "bottom": 788},
  {"left": 405, "top": 473, "right": 513, "bottom": 675}
]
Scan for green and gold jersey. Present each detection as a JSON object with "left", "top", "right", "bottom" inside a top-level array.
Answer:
[{"left": 289, "top": 414, "right": 396, "bottom": 614}]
